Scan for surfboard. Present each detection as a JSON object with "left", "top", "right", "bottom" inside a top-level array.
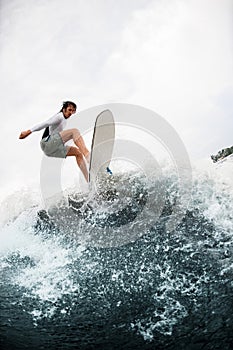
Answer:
[{"left": 89, "top": 109, "right": 115, "bottom": 184}]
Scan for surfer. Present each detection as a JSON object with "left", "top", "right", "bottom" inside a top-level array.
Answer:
[{"left": 19, "top": 101, "right": 90, "bottom": 182}]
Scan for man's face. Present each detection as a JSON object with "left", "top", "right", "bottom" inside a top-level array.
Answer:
[{"left": 63, "top": 105, "right": 76, "bottom": 118}]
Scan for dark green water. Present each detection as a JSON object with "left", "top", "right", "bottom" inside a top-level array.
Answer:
[{"left": 1, "top": 174, "right": 233, "bottom": 349}]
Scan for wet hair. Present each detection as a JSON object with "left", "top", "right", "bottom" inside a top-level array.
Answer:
[{"left": 60, "top": 101, "right": 77, "bottom": 112}]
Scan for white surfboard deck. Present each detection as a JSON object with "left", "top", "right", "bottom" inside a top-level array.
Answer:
[{"left": 89, "top": 110, "right": 115, "bottom": 184}]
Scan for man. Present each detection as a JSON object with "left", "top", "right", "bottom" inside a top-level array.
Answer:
[{"left": 19, "top": 101, "right": 90, "bottom": 182}]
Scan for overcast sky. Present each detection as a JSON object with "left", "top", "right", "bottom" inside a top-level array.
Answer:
[{"left": 0, "top": 0, "right": 232, "bottom": 197}]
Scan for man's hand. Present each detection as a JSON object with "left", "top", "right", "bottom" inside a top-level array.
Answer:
[{"left": 19, "top": 130, "right": 32, "bottom": 139}]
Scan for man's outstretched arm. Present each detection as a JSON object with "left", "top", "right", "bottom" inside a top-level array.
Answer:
[{"left": 19, "top": 114, "right": 61, "bottom": 139}]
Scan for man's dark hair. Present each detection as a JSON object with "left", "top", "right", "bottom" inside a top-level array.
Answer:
[{"left": 60, "top": 101, "right": 77, "bottom": 112}]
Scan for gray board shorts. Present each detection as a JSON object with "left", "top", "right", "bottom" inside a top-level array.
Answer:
[{"left": 40, "top": 133, "right": 68, "bottom": 158}]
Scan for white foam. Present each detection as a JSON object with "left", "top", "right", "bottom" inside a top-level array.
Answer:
[
  {"left": 0, "top": 203, "right": 85, "bottom": 323},
  {"left": 0, "top": 188, "right": 41, "bottom": 226}
]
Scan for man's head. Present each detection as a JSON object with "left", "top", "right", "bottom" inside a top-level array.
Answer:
[{"left": 61, "top": 101, "right": 77, "bottom": 119}]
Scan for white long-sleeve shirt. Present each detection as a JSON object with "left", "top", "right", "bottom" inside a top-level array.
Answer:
[{"left": 31, "top": 112, "right": 67, "bottom": 135}]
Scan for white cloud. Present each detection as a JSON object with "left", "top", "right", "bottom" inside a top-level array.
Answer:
[{"left": 98, "top": 0, "right": 233, "bottom": 156}]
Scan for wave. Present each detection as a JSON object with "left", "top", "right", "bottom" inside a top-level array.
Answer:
[{"left": 0, "top": 159, "right": 233, "bottom": 349}]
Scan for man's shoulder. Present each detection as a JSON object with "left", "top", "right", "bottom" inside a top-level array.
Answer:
[{"left": 51, "top": 112, "right": 63, "bottom": 121}]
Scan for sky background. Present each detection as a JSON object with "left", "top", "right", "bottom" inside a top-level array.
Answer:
[{"left": 0, "top": 0, "right": 232, "bottom": 198}]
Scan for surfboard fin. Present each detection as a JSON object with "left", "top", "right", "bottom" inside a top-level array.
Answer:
[{"left": 106, "top": 167, "right": 113, "bottom": 175}]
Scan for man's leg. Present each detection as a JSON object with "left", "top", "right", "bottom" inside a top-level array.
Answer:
[
  {"left": 60, "top": 129, "right": 90, "bottom": 162},
  {"left": 66, "top": 146, "right": 88, "bottom": 182}
]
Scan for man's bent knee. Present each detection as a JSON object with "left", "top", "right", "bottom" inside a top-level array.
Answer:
[
  {"left": 67, "top": 146, "right": 82, "bottom": 157},
  {"left": 71, "top": 128, "right": 80, "bottom": 135}
]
